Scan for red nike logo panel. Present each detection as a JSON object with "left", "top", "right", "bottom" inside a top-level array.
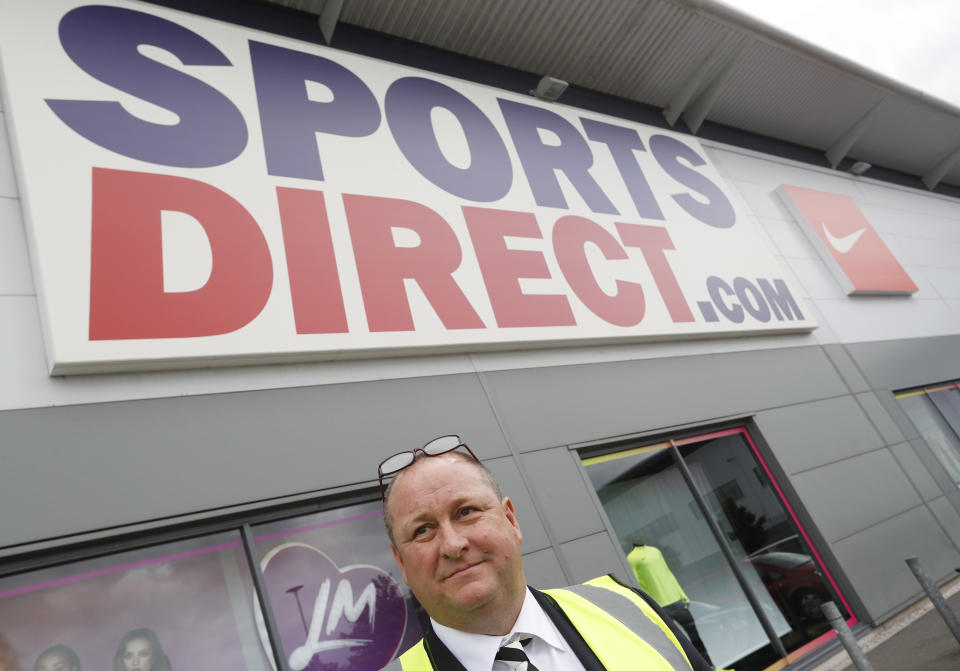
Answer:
[{"left": 777, "top": 185, "right": 918, "bottom": 295}]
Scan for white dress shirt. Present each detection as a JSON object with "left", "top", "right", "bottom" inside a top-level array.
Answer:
[{"left": 431, "top": 587, "right": 588, "bottom": 671}]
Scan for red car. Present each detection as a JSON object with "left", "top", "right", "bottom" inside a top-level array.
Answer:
[{"left": 748, "top": 552, "right": 830, "bottom": 621}]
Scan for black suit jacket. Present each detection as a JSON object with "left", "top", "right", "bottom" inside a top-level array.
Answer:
[{"left": 413, "top": 580, "right": 713, "bottom": 671}]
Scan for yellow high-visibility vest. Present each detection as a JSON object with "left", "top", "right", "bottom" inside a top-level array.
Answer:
[{"left": 387, "top": 575, "right": 694, "bottom": 670}]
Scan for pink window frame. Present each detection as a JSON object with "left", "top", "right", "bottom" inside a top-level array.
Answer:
[{"left": 672, "top": 426, "right": 858, "bottom": 664}]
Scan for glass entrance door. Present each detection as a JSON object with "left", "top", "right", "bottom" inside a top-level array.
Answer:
[{"left": 584, "top": 428, "right": 852, "bottom": 671}]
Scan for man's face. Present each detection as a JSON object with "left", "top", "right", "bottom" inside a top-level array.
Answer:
[{"left": 387, "top": 455, "right": 525, "bottom": 634}]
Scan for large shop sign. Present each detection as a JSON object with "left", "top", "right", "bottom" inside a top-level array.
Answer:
[{"left": 0, "top": 0, "right": 816, "bottom": 374}]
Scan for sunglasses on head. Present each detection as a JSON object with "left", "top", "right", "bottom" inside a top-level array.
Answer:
[{"left": 377, "top": 434, "right": 479, "bottom": 499}]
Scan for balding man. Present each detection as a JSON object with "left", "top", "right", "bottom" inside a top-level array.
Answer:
[{"left": 379, "top": 435, "right": 713, "bottom": 671}]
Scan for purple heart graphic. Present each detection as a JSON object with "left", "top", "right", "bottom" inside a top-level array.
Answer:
[{"left": 257, "top": 543, "right": 407, "bottom": 671}]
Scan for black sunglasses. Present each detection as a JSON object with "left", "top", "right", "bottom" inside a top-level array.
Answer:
[{"left": 377, "top": 435, "right": 479, "bottom": 499}]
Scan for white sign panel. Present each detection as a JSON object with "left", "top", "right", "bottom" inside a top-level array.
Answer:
[{"left": 0, "top": 0, "right": 816, "bottom": 374}]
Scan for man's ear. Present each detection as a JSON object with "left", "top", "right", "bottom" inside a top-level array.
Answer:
[
  {"left": 502, "top": 496, "right": 523, "bottom": 543},
  {"left": 391, "top": 542, "right": 408, "bottom": 583}
]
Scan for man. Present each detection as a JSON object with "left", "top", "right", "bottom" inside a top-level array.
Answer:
[{"left": 379, "top": 435, "right": 713, "bottom": 671}]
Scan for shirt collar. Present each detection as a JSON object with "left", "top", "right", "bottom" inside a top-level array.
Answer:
[{"left": 430, "top": 588, "right": 567, "bottom": 671}]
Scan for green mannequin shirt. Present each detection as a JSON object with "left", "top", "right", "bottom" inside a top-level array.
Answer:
[{"left": 626, "top": 545, "right": 689, "bottom": 606}]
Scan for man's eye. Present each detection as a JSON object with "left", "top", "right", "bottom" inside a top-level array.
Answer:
[
  {"left": 458, "top": 506, "right": 477, "bottom": 517},
  {"left": 412, "top": 524, "right": 429, "bottom": 538}
]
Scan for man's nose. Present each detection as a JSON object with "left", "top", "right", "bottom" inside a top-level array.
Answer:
[{"left": 438, "top": 522, "right": 469, "bottom": 558}]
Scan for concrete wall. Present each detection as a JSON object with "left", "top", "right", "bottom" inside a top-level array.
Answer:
[{"left": 3, "top": 1, "right": 960, "bottom": 628}]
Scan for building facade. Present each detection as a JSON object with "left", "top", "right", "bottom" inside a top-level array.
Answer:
[{"left": 2, "top": 2, "right": 960, "bottom": 670}]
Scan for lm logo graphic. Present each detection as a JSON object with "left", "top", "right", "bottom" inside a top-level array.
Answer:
[
  {"left": 778, "top": 185, "right": 917, "bottom": 295},
  {"left": 257, "top": 543, "right": 407, "bottom": 671}
]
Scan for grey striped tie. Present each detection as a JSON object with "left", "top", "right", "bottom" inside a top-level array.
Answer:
[{"left": 494, "top": 635, "right": 539, "bottom": 671}]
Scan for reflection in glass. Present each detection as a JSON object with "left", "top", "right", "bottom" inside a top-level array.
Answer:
[
  {"left": 585, "top": 431, "right": 848, "bottom": 670},
  {"left": 0, "top": 532, "right": 266, "bottom": 671},
  {"left": 679, "top": 435, "right": 848, "bottom": 657},
  {"left": 928, "top": 387, "right": 960, "bottom": 433},
  {"left": 899, "top": 391, "right": 960, "bottom": 486},
  {"left": 252, "top": 501, "right": 421, "bottom": 671}
]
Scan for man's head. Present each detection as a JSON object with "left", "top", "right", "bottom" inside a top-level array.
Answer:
[
  {"left": 383, "top": 450, "right": 526, "bottom": 635},
  {"left": 382, "top": 451, "right": 501, "bottom": 543}
]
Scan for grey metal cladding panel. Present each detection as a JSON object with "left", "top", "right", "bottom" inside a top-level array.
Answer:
[
  {"left": 790, "top": 449, "right": 921, "bottom": 544},
  {"left": 486, "top": 456, "right": 550, "bottom": 553},
  {"left": 559, "top": 531, "right": 631, "bottom": 586},
  {"left": 822, "top": 344, "right": 870, "bottom": 394},
  {"left": 521, "top": 447, "right": 604, "bottom": 544},
  {"left": 846, "top": 335, "right": 960, "bottom": 391},
  {"left": 0, "top": 373, "right": 507, "bottom": 548},
  {"left": 909, "top": 437, "right": 960, "bottom": 497},
  {"left": 891, "top": 442, "right": 948, "bottom": 502},
  {"left": 947, "top": 491, "right": 960, "bottom": 523},
  {"left": 521, "top": 546, "right": 568, "bottom": 590},
  {"left": 949, "top": 489, "right": 960, "bottom": 512},
  {"left": 755, "top": 395, "right": 884, "bottom": 475},
  {"left": 855, "top": 391, "right": 906, "bottom": 446},
  {"left": 929, "top": 496, "right": 960, "bottom": 550},
  {"left": 831, "top": 505, "right": 960, "bottom": 621},
  {"left": 484, "top": 346, "right": 846, "bottom": 451},
  {"left": 0, "top": 112, "right": 17, "bottom": 198},
  {"left": 0, "top": 197, "right": 34, "bottom": 296}
]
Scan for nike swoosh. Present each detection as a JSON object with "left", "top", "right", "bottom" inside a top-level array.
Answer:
[{"left": 821, "top": 221, "right": 866, "bottom": 254}]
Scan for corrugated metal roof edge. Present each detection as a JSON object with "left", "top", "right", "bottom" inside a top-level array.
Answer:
[
  {"left": 679, "top": 0, "right": 960, "bottom": 120},
  {"left": 138, "top": 0, "right": 960, "bottom": 198}
]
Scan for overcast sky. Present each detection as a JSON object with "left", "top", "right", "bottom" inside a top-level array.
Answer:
[{"left": 722, "top": 0, "right": 960, "bottom": 108}]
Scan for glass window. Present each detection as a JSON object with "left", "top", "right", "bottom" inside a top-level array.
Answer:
[
  {"left": 584, "top": 428, "right": 852, "bottom": 671},
  {"left": 0, "top": 501, "right": 417, "bottom": 671},
  {"left": 251, "top": 501, "right": 422, "bottom": 671},
  {"left": 897, "top": 384, "right": 960, "bottom": 487},
  {"left": 0, "top": 531, "right": 266, "bottom": 671}
]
